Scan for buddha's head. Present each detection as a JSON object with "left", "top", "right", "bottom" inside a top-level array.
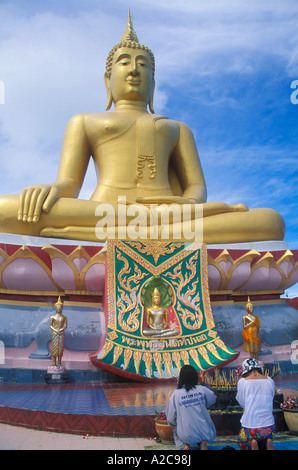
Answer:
[
  {"left": 104, "top": 12, "right": 155, "bottom": 112},
  {"left": 55, "top": 295, "right": 63, "bottom": 314},
  {"left": 246, "top": 296, "right": 253, "bottom": 314},
  {"left": 152, "top": 287, "right": 161, "bottom": 306}
]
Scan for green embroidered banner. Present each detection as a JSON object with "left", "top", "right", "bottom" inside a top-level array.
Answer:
[{"left": 90, "top": 240, "right": 239, "bottom": 381}]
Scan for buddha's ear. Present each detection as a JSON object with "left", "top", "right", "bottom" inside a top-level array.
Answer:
[
  {"left": 104, "top": 73, "right": 113, "bottom": 111},
  {"left": 149, "top": 79, "right": 155, "bottom": 114}
]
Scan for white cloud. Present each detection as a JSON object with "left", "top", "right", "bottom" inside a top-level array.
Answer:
[
  {"left": 0, "top": 7, "right": 112, "bottom": 192},
  {"left": 134, "top": 0, "right": 298, "bottom": 81}
]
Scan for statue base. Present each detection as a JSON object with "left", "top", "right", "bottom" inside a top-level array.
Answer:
[
  {"left": 0, "top": 234, "right": 297, "bottom": 379},
  {"left": 44, "top": 365, "right": 69, "bottom": 384}
]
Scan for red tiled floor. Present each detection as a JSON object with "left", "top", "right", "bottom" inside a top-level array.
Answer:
[
  {"left": 59, "top": 413, "right": 73, "bottom": 433},
  {"left": 143, "top": 415, "right": 156, "bottom": 436},
  {"left": 0, "top": 406, "right": 7, "bottom": 423},
  {"left": 85, "top": 415, "right": 100, "bottom": 435},
  {"left": 5, "top": 407, "right": 19, "bottom": 425},
  {"left": 14, "top": 409, "right": 28, "bottom": 426},
  {"left": 70, "top": 414, "right": 86, "bottom": 435},
  {"left": 27, "top": 410, "right": 43, "bottom": 430},
  {"left": 129, "top": 415, "right": 155, "bottom": 437},
  {"left": 99, "top": 415, "right": 114, "bottom": 436},
  {"left": 113, "top": 416, "right": 130, "bottom": 437},
  {"left": 36, "top": 411, "right": 53, "bottom": 431}
]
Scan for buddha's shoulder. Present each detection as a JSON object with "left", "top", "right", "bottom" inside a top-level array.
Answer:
[
  {"left": 67, "top": 112, "right": 121, "bottom": 133},
  {"left": 158, "top": 116, "right": 193, "bottom": 131},
  {"left": 68, "top": 112, "right": 109, "bottom": 124},
  {"left": 153, "top": 115, "right": 192, "bottom": 131}
]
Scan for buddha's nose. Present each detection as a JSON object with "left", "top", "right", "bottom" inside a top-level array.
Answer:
[{"left": 130, "top": 59, "right": 140, "bottom": 75}]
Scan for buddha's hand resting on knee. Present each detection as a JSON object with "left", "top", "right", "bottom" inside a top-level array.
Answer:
[{"left": 18, "top": 184, "right": 60, "bottom": 223}]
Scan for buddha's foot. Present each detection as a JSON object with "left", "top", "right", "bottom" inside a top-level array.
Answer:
[
  {"left": 225, "top": 203, "right": 248, "bottom": 212},
  {"left": 40, "top": 226, "right": 97, "bottom": 241}
]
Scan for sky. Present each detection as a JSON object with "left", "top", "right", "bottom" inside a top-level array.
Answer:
[{"left": 0, "top": 0, "right": 297, "bottom": 296}]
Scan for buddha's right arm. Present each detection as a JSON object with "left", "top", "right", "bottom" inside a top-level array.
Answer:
[{"left": 17, "top": 114, "right": 91, "bottom": 223}]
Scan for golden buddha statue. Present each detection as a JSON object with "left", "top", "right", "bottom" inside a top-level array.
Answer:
[
  {"left": 242, "top": 297, "right": 261, "bottom": 360},
  {"left": 49, "top": 296, "right": 68, "bottom": 367},
  {"left": 0, "top": 13, "right": 285, "bottom": 244},
  {"left": 143, "top": 287, "right": 179, "bottom": 337}
]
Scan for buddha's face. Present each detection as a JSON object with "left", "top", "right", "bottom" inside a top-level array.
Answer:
[
  {"left": 247, "top": 305, "right": 253, "bottom": 314},
  {"left": 55, "top": 304, "right": 63, "bottom": 314},
  {"left": 109, "top": 46, "right": 154, "bottom": 105},
  {"left": 152, "top": 293, "right": 161, "bottom": 306}
]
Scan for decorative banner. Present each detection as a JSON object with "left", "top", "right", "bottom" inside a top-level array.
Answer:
[{"left": 90, "top": 240, "right": 239, "bottom": 381}]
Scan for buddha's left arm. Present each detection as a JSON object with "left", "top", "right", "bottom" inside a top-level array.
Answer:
[
  {"left": 171, "top": 122, "right": 207, "bottom": 203},
  {"left": 56, "top": 113, "right": 91, "bottom": 197}
]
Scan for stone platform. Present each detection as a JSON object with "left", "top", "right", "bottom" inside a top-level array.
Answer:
[{"left": 0, "top": 372, "right": 297, "bottom": 438}]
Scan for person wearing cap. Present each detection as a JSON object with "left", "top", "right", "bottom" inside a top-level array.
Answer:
[{"left": 236, "top": 358, "right": 276, "bottom": 450}]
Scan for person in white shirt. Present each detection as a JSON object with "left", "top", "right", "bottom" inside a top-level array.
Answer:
[
  {"left": 166, "top": 365, "right": 216, "bottom": 450},
  {"left": 236, "top": 358, "right": 276, "bottom": 450}
]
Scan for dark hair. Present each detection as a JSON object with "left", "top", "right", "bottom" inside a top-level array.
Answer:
[
  {"left": 177, "top": 365, "right": 198, "bottom": 392},
  {"left": 242, "top": 367, "right": 263, "bottom": 378}
]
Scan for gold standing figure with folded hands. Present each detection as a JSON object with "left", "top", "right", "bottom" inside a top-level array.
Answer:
[
  {"left": 50, "top": 296, "right": 68, "bottom": 367},
  {"left": 242, "top": 297, "right": 261, "bottom": 360}
]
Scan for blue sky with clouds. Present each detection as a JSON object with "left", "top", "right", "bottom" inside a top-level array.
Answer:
[{"left": 0, "top": 0, "right": 298, "bottom": 295}]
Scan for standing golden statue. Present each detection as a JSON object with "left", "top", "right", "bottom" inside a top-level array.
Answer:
[
  {"left": 50, "top": 296, "right": 68, "bottom": 367},
  {"left": 242, "top": 297, "right": 261, "bottom": 360},
  {"left": 0, "top": 13, "right": 285, "bottom": 243}
]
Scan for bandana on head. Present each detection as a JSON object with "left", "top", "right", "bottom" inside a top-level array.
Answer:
[{"left": 241, "top": 357, "right": 260, "bottom": 376}]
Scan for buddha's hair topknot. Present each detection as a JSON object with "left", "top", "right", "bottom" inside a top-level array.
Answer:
[{"left": 105, "top": 12, "right": 155, "bottom": 79}]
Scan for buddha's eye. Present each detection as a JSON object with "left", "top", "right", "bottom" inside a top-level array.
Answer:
[{"left": 138, "top": 60, "right": 148, "bottom": 68}]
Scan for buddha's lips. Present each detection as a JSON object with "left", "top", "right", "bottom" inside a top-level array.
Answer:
[{"left": 126, "top": 79, "right": 141, "bottom": 85}]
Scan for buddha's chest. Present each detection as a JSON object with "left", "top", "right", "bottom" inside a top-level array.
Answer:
[
  {"left": 93, "top": 115, "right": 179, "bottom": 154},
  {"left": 92, "top": 116, "right": 179, "bottom": 182}
]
